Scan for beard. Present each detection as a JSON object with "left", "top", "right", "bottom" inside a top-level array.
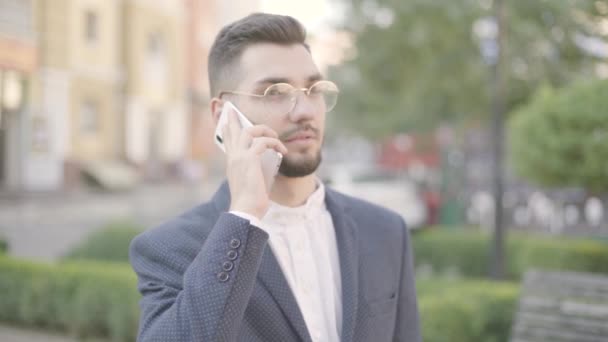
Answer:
[{"left": 278, "top": 149, "right": 322, "bottom": 178}]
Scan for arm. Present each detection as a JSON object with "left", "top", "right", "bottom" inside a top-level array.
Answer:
[
  {"left": 130, "top": 212, "right": 269, "bottom": 342},
  {"left": 393, "top": 219, "right": 422, "bottom": 342},
  {"left": 130, "top": 101, "right": 287, "bottom": 341}
]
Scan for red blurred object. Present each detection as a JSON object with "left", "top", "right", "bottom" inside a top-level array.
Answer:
[
  {"left": 423, "top": 190, "right": 441, "bottom": 225},
  {"left": 378, "top": 133, "right": 440, "bottom": 171}
]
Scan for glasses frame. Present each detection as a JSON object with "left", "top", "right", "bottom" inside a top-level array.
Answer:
[{"left": 218, "top": 80, "right": 339, "bottom": 116}]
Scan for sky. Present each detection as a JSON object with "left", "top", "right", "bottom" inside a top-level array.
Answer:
[
  {"left": 261, "top": 0, "right": 345, "bottom": 33},
  {"left": 259, "top": 0, "right": 351, "bottom": 71}
]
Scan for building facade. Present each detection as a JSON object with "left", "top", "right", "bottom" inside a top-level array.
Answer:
[
  {"left": 1, "top": 0, "right": 263, "bottom": 192},
  {"left": 0, "top": 0, "right": 38, "bottom": 191}
]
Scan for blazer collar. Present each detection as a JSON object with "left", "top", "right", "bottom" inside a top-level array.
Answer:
[{"left": 325, "top": 188, "right": 360, "bottom": 342}]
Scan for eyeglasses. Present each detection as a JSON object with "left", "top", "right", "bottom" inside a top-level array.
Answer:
[{"left": 218, "top": 80, "right": 339, "bottom": 117}]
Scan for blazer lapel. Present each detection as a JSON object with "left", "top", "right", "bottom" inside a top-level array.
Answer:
[
  {"left": 325, "top": 189, "right": 360, "bottom": 342},
  {"left": 257, "top": 248, "right": 313, "bottom": 342}
]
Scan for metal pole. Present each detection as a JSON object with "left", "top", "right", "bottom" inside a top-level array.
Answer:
[{"left": 490, "top": 0, "right": 507, "bottom": 279}]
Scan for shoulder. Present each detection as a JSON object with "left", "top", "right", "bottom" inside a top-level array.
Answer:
[
  {"left": 326, "top": 187, "right": 407, "bottom": 235},
  {"left": 327, "top": 188, "right": 409, "bottom": 274}
]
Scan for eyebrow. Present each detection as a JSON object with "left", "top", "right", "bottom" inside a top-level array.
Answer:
[{"left": 254, "top": 73, "right": 324, "bottom": 87}]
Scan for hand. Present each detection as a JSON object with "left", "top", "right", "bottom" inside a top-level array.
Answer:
[{"left": 223, "top": 107, "right": 288, "bottom": 219}]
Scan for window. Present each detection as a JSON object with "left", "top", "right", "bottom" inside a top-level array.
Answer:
[
  {"left": 145, "top": 31, "right": 168, "bottom": 85},
  {"left": 148, "top": 32, "right": 163, "bottom": 58},
  {"left": 80, "top": 100, "right": 99, "bottom": 134},
  {"left": 85, "top": 10, "right": 98, "bottom": 43}
]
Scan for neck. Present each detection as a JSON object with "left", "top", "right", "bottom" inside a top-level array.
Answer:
[{"left": 269, "top": 173, "right": 317, "bottom": 207}]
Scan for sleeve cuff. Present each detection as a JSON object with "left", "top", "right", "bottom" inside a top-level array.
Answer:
[{"left": 229, "top": 211, "right": 265, "bottom": 231}]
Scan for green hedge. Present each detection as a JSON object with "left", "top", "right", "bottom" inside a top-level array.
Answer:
[
  {"left": 418, "top": 278, "right": 519, "bottom": 342},
  {"left": 0, "top": 256, "right": 139, "bottom": 341},
  {"left": 0, "top": 252, "right": 521, "bottom": 342},
  {"left": 413, "top": 228, "right": 608, "bottom": 279},
  {"left": 64, "top": 221, "right": 142, "bottom": 263}
]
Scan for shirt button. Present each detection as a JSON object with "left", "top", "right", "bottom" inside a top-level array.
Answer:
[
  {"left": 222, "top": 261, "right": 234, "bottom": 272},
  {"left": 217, "top": 272, "right": 230, "bottom": 282},
  {"left": 227, "top": 250, "right": 238, "bottom": 260},
  {"left": 229, "top": 238, "right": 241, "bottom": 249}
]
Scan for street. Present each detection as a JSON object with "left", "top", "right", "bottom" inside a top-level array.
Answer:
[{"left": 0, "top": 180, "right": 221, "bottom": 261}]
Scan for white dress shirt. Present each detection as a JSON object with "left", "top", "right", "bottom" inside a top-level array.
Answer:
[{"left": 231, "top": 182, "right": 342, "bottom": 342}]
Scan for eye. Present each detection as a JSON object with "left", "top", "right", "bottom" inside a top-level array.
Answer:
[
  {"left": 309, "top": 85, "right": 323, "bottom": 95},
  {"left": 266, "top": 88, "right": 283, "bottom": 96},
  {"left": 264, "top": 84, "right": 293, "bottom": 98}
]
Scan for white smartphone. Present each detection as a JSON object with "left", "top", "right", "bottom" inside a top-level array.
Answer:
[{"left": 214, "top": 101, "right": 283, "bottom": 190}]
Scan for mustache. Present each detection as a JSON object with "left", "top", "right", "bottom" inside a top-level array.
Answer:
[{"left": 279, "top": 124, "right": 319, "bottom": 141}]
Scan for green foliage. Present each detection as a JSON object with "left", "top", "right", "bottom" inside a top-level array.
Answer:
[
  {"left": 413, "top": 228, "right": 490, "bottom": 277},
  {"left": 0, "top": 250, "right": 522, "bottom": 342},
  {"left": 64, "top": 221, "right": 142, "bottom": 263},
  {"left": 0, "top": 238, "right": 7, "bottom": 254},
  {"left": 329, "top": 0, "right": 607, "bottom": 137},
  {"left": 418, "top": 278, "right": 519, "bottom": 342},
  {"left": 413, "top": 228, "right": 608, "bottom": 279},
  {"left": 0, "top": 256, "right": 138, "bottom": 341},
  {"left": 509, "top": 80, "right": 608, "bottom": 192}
]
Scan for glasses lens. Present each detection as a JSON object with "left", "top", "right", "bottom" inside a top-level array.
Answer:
[
  {"left": 262, "top": 83, "right": 296, "bottom": 116},
  {"left": 309, "top": 81, "right": 339, "bottom": 112}
]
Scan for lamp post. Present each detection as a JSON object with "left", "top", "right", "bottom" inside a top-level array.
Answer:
[{"left": 473, "top": 0, "right": 507, "bottom": 279}]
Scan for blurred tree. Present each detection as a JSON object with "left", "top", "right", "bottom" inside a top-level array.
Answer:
[
  {"left": 509, "top": 79, "right": 608, "bottom": 193},
  {"left": 330, "top": 0, "right": 608, "bottom": 137}
]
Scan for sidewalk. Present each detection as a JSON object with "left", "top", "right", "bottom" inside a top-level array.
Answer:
[
  {"left": 0, "top": 324, "right": 80, "bottom": 342},
  {"left": 0, "top": 179, "right": 223, "bottom": 261}
]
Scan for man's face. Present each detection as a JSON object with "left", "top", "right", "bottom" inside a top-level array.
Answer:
[{"left": 224, "top": 43, "right": 326, "bottom": 177}]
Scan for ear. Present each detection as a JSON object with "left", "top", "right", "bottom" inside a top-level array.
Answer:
[{"left": 210, "top": 97, "right": 223, "bottom": 127}]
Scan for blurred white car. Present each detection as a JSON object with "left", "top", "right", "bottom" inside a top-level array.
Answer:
[{"left": 322, "top": 167, "right": 428, "bottom": 229}]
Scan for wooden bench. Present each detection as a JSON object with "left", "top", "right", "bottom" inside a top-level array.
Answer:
[{"left": 510, "top": 269, "right": 608, "bottom": 342}]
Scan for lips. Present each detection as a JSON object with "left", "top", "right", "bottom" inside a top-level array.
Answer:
[{"left": 285, "top": 130, "right": 316, "bottom": 142}]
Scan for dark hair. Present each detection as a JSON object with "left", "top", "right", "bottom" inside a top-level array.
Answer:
[{"left": 208, "top": 13, "right": 309, "bottom": 96}]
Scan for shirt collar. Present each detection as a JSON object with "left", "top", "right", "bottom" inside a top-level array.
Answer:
[{"left": 264, "top": 179, "right": 326, "bottom": 225}]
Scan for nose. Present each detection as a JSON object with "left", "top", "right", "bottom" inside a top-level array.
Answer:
[{"left": 287, "top": 91, "right": 317, "bottom": 122}]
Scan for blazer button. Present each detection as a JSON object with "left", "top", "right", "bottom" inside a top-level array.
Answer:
[
  {"left": 217, "top": 272, "right": 230, "bottom": 282},
  {"left": 227, "top": 250, "right": 238, "bottom": 260},
  {"left": 222, "top": 261, "right": 234, "bottom": 272},
  {"left": 230, "top": 238, "right": 241, "bottom": 249}
]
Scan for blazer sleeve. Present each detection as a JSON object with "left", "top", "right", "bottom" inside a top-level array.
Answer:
[
  {"left": 393, "top": 219, "right": 422, "bottom": 342},
  {"left": 129, "top": 212, "right": 269, "bottom": 342}
]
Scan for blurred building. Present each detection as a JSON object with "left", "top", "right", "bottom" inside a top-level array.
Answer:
[
  {"left": 186, "top": 0, "right": 218, "bottom": 164},
  {"left": 0, "top": 0, "right": 37, "bottom": 192},
  {"left": 21, "top": 0, "right": 189, "bottom": 190},
  {"left": 33, "top": 0, "right": 127, "bottom": 190},
  {"left": 186, "top": 0, "right": 261, "bottom": 177},
  {"left": 121, "top": 0, "right": 187, "bottom": 181},
  {"left": 0, "top": 0, "right": 264, "bottom": 193}
]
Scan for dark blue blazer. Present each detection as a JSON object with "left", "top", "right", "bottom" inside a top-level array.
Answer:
[{"left": 129, "top": 182, "right": 421, "bottom": 341}]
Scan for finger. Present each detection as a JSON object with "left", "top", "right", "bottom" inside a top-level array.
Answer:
[
  {"left": 249, "top": 137, "right": 288, "bottom": 155},
  {"left": 248, "top": 125, "right": 279, "bottom": 139},
  {"left": 238, "top": 125, "right": 278, "bottom": 148}
]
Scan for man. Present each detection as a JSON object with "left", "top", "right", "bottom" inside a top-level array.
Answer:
[{"left": 129, "top": 13, "right": 421, "bottom": 342}]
